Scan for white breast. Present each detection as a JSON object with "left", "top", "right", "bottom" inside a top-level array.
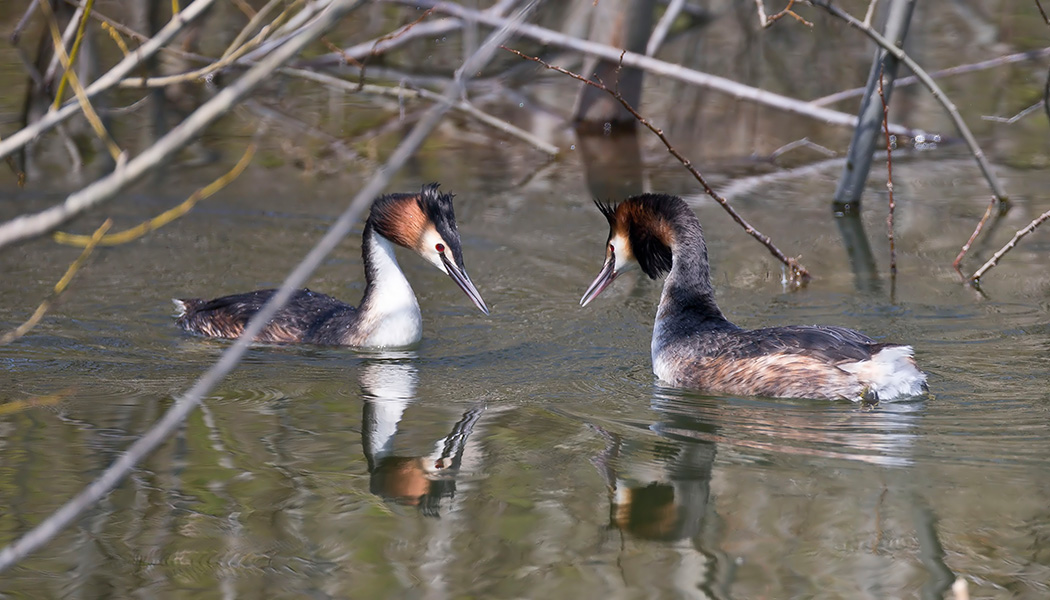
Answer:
[{"left": 361, "top": 234, "right": 423, "bottom": 347}]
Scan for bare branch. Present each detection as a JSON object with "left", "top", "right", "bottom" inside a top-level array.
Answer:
[
  {"left": 281, "top": 67, "right": 559, "bottom": 156},
  {"left": 503, "top": 46, "right": 811, "bottom": 284},
  {"left": 981, "top": 101, "right": 1043, "bottom": 124},
  {"left": 970, "top": 208, "right": 1050, "bottom": 283},
  {"left": 877, "top": 66, "right": 896, "bottom": 282},
  {"left": 0, "top": 0, "right": 219, "bottom": 162},
  {"left": 0, "top": 0, "right": 534, "bottom": 572},
  {"left": 648, "top": 0, "right": 686, "bottom": 55},
  {"left": 807, "top": 1, "right": 1009, "bottom": 203},
  {"left": 391, "top": 0, "right": 929, "bottom": 138},
  {"left": 952, "top": 197, "right": 999, "bottom": 278},
  {"left": 37, "top": 0, "right": 122, "bottom": 161},
  {"left": 812, "top": 47, "right": 1050, "bottom": 107},
  {"left": 53, "top": 139, "right": 259, "bottom": 247},
  {"left": 810, "top": 49, "right": 1050, "bottom": 106},
  {"left": 0, "top": 0, "right": 359, "bottom": 249}
]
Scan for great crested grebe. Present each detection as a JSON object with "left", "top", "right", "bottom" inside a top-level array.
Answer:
[
  {"left": 580, "top": 193, "right": 927, "bottom": 402},
  {"left": 174, "top": 183, "right": 489, "bottom": 347}
]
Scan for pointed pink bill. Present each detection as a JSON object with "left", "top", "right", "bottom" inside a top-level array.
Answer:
[
  {"left": 439, "top": 251, "right": 490, "bottom": 315},
  {"left": 580, "top": 253, "right": 617, "bottom": 307}
]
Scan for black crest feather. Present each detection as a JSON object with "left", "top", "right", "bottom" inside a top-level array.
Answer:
[{"left": 594, "top": 198, "right": 617, "bottom": 225}]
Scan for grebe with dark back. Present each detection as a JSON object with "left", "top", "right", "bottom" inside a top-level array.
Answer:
[
  {"left": 580, "top": 193, "right": 927, "bottom": 402},
  {"left": 175, "top": 184, "right": 488, "bottom": 347}
]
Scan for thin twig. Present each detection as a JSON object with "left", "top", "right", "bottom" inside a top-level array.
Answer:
[
  {"left": 0, "top": 0, "right": 218, "bottom": 162},
  {"left": 10, "top": 1, "right": 40, "bottom": 44},
  {"left": 0, "top": 0, "right": 357, "bottom": 250},
  {"left": 393, "top": 0, "right": 927, "bottom": 138},
  {"left": 862, "top": 0, "right": 879, "bottom": 26},
  {"left": 52, "top": 0, "right": 96, "bottom": 109},
  {"left": 811, "top": 47, "right": 1050, "bottom": 107},
  {"left": 1037, "top": 0, "right": 1050, "bottom": 24},
  {"left": 503, "top": 46, "right": 810, "bottom": 284},
  {"left": 37, "top": 0, "right": 122, "bottom": 161},
  {"left": 353, "top": 7, "right": 436, "bottom": 90},
  {"left": 766, "top": 0, "right": 814, "bottom": 27},
  {"left": 0, "top": 219, "right": 111, "bottom": 345},
  {"left": 117, "top": 3, "right": 295, "bottom": 89},
  {"left": 53, "top": 140, "right": 259, "bottom": 247},
  {"left": 648, "top": 0, "right": 685, "bottom": 55},
  {"left": 952, "top": 197, "right": 998, "bottom": 278},
  {"left": 877, "top": 67, "right": 896, "bottom": 281},
  {"left": 100, "top": 21, "right": 130, "bottom": 56},
  {"left": 970, "top": 208, "right": 1050, "bottom": 284},
  {"left": 981, "top": 101, "right": 1043, "bottom": 124},
  {"left": 305, "top": 0, "right": 524, "bottom": 70},
  {"left": 220, "top": 0, "right": 290, "bottom": 60},
  {"left": 808, "top": 0, "right": 1008, "bottom": 207},
  {"left": 280, "top": 67, "right": 559, "bottom": 156}
]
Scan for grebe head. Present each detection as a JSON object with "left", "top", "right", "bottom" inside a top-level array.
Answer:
[
  {"left": 580, "top": 195, "right": 679, "bottom": 307},
  {"left": 369, "top": 183, "right": 489, "bottom": 315}
]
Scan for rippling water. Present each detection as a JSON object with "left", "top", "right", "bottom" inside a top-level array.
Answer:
[
  {"left": 3, "top": 0, "right": 1050, "bottom": 592},
  {"left": 2, "top": 148, "right": 1049, "bottom": 598}
]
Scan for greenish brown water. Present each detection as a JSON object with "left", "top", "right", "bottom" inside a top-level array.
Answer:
[{"left": 2, "top": 1, "right": 1050, "bottom": 598}]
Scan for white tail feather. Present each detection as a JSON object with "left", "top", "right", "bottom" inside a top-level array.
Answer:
[
  {"left": 840, "top": 345, "right": 927, "bottom": 401},
  {"left": 172, "top": 299, "right": 188, "bottom": 317}
]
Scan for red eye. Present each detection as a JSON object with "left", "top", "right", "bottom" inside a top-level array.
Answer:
[{"left": 435, "top": 243, "right": 445, "bottom": 252}]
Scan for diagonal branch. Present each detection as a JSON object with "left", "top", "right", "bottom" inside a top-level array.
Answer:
[
  {"left": 0, "top": 0, "right": 535, "bottom": 573},
  {"left": 0, "top": 0, "right": 218, "bottom": 162},
  {"left": 0, "top": 1, "right": 362, "bottom": 250},
  {"left": 504, "top": 46, "right": 810, "bottom": 284},
  {"left": 970, "top": 208, "right": 1050, "bottom": 284},
  {"left": 807, "top": 0, "right": 1008, "bottom": 207},
  {"left": 389, "top": 0, "right": 928, "bottom": 138}
]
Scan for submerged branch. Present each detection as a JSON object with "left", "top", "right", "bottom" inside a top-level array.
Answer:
[{"left": 503, "top": 46, "right": 811, "bottom": 284}]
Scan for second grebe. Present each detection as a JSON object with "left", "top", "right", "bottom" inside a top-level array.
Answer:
[
  {"left": 580, "top": 193, "right": 927, "bottom": 402},
  {"left": 175, "top": 183, "right": 488, "bottom": 347}
]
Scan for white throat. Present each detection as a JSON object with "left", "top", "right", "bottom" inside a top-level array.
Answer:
[{"left": 360, "top": 232, "right": 422, "bottom": 347}]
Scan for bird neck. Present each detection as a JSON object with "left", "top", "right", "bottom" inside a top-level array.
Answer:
[
  {"left": 656, "top": 214, "right": 731, "bottom": 327},
  {"left": 357, "top": 224, "right": 422, "bottom": 346}
]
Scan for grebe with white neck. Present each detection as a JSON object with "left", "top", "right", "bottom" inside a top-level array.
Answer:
[{"left": 174, "top": 183, "right": 488, "bottom": 347}]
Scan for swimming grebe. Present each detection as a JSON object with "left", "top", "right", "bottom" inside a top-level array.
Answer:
[
  {"left": 579, "top": 193, "right": 927, "bottom": 402},
  {"left": 174, "top": 183, "right": 489, "bottom": 347}
]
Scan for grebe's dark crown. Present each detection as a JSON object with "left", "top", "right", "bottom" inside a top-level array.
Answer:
[
  {"left": 416, "top": 183, "right": 467, "bottom": 269},
  {"left": 602, "top": 194, "right": 682, "bottom": 279}
]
